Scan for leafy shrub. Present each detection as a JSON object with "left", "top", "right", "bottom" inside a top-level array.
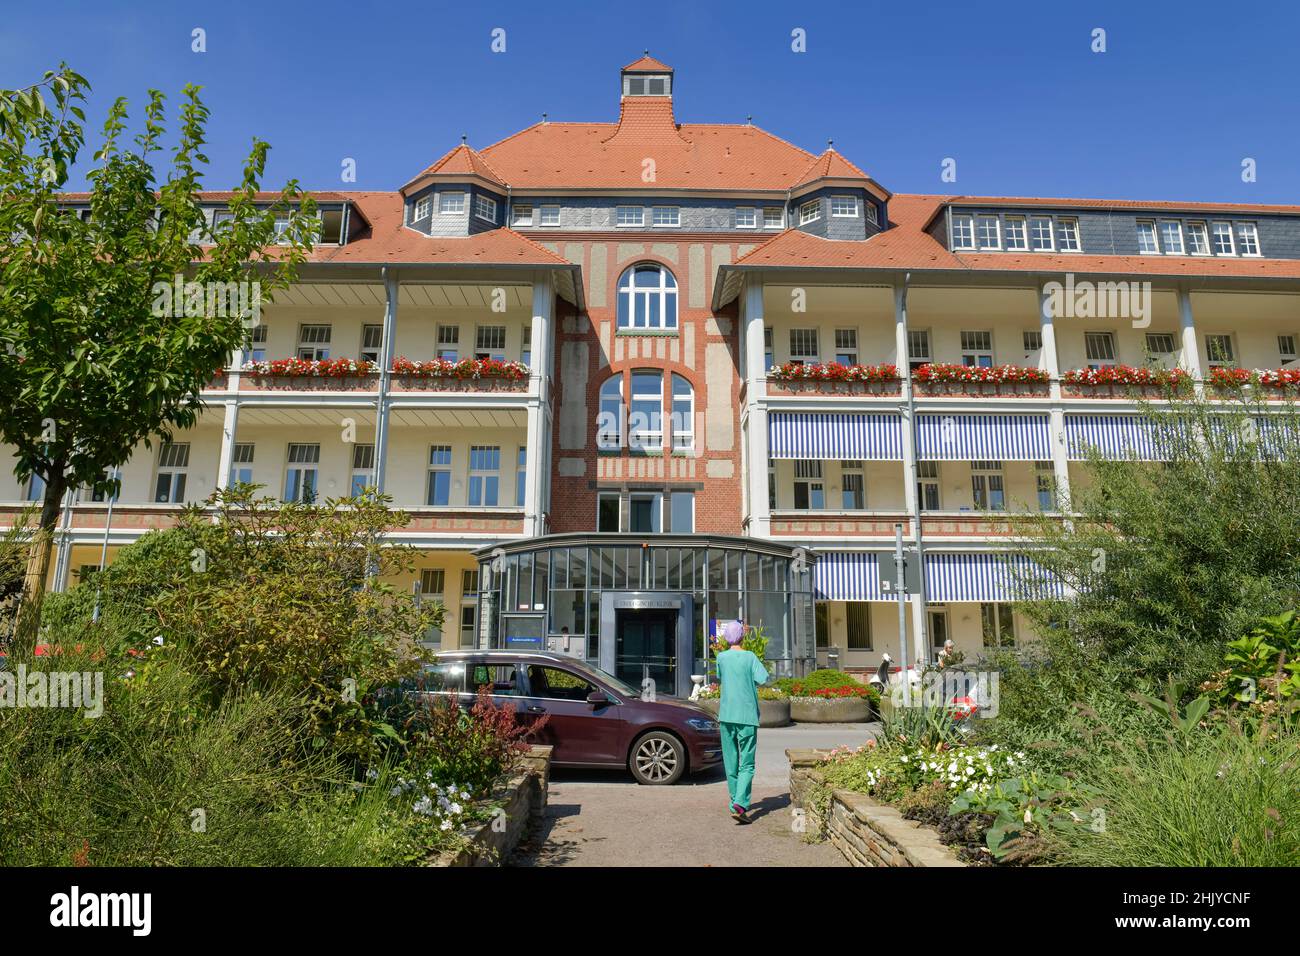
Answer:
[
  {"left": 710, "top": 623, "right": 769, "bottom": 663},
  {"left": 777, "top": 669, "right": 873, "bottom": 698},
  {"left": 1200, "top": 611, "right": 1300, "bottom": 724}
]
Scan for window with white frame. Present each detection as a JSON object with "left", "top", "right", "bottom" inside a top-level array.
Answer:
[
  {"left": 351, "top": 444, "right": 375, "bottom": 496},
  {"left": 1211, "top": 221, "right": 1234, "bottom": 255},
  {"left": 1159, "top": 220, "right": 1185, "bottom": 255},
  {"left": 834, "top": 329, "right": 858, "bottom": 365},
  {"left": 1145, "top": 332, "right": 1177, "bottom": 363},
  {"left": 1029, "top": 217, "right": 1054, "bottom": 251},
  {"left": 474, "top": 194, "right": 497, "bottom": 222},
  {"left": 1034, "top": 461, "right": 1055, "bottom": 511},
  {"left": 539, "top": 205, "right": 560, "bottom": 227},
  {"left": 624, "top": 73, "right": 671, "bottom": 96},
  {"left": 793, "top": 460, "right": 825, "bottom": 510},
  {"left": 629, "top": 370, "right": 664, "bottom": 450},
  {"left": 361, "top": 324, "right": 383, "bottom": 363},
  {"left": 951, "top": 214, "right": 975, "bottom": 250},
  {"left": 830, "top": 196, "right": 858, "bottom": 218},
  {"left": 840, "top": 460, "right": 865, "bottom": 510},
  {"left": 597, "top": 492, "right": 621, "bottom": 532},
  {"left": 419, "top": 568, "right": 445, "bottom": 598},
  {"left": 762, "top": 206, "right": 785, "bottom": 229},
  {"left": 735, "top": 207, "right": 756, "bottom": 229},
  {"left": 1136, "top": 221, "right": 1159, "bottom": 253},
  {"left": 511, "top": 204, "right": 533, "bottom": 227},
  {"left": 1084, "top": 331, "right": 1118, "bottom": 368},
  {"left": 916, "top": 460, "right": 940, "bottom": 511},
  {"left": 617, "top": 206, "right": 644, "bottom": 228},
  {"left": 1204, "top": 334, "right": 1236, "bottom": 367},
  {"left": 229, "top": 442, "right": 255, "bottom": 486},
  {"left": 763, "top": 327, "right": 774, "bottom": 372},
  {"left": 26, "top": 473, "right": 45, "bottom": 502},
  {"left": 1023, "top": 330, "right": 1043, "bottom": 357},
  {"left": 667, "top": 491, "right": 694, "bottom": 533},
  {"left": 864, "top": 202, "right": 879, "bottom": 226},
  {"left": 652, "top": 206, "right": 680, "bottom": 228},
  {"left": 1186, "top": 221, "right": 1211, "bottom": 255},
  {"left": 960, "top": 330, "right": 994, "bottom": 367},
  {"left": 789, "top": 328, "right": 819, "bottom": 364},
  {"left": 439, "top": 192, "right": 466, "bottom": 215},
  {"left": 976, "top": 215, "right": 1000, "bottom": 250},
  {"left": 467, "top": 445, "right": 501, "bottom": 506},
  {"left": 908, "top": 329, "right": 932, "bottom": 371},
  {"left": 1056, "top": 218, "right": 1081, "bottom": 252},
  {"left": 515, "top": 446, "right": 527, "bottom": 508},
  {"left": 1279, "top": 335, "right": 1297, "bottom": 366},
  {"left": 1004, "top": 216, "right": 1028, "bottom": 251},
  {"left": 436, "top": 324, "right": 459, "bottom": 361},
  {"left": 155, "top": 443, "right": 190, "bottom": 503},
  {"left": 475, "top": 325, "right": 506, "bottom": 361},
  {"left": 413, "top": 196, "right": 431, "bottom": 221},
  {"left": 670, "top": 373, "right": 694, "bottom": 451},
  {"left": 284, "top": 443, "right": 320, "bottom": 503},
  {"left": 598, "top": 376, "right": 623, "bottom": 449},
  {"left": 297, "top": 324, "right": 331, "bottom": 361},
  {"left": 1235, "top": 222, "right": 1260, "bottom": 256},
  {"left": 245, "top": 324, "right": 267, "bottom": 363},
  {"left": 970, "top": 460, "right": 1005, "bottom": 511},
  {"left": 616, "top": 263, "right": 678, "bottom": 329},
  {"left": 981, "top": 603, "right": 1016, "bottom": 648},
  {"left": 799, "top": 200, "right": 820, "bottom": 225},
  {"left": 629, "top": 493, "right": 663, "bottom": 533},
  {"left": 427, "top": 445, "right": 452, "bottom": 506}
]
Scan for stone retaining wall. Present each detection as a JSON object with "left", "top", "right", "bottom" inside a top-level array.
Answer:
[
  {"left": 433, "top": 745, "right": 552, "bottom": 867},
  {"left": 787, "top": 749, "right": 965, "bottom": 868}
]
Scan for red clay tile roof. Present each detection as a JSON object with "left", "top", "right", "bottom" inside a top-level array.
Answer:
[
  {"left": 730, "top": 194, "right": 1300, "bottom": 281},
  {"left": 623, "top": 54, "right": 673, "bottom": 72},
  {"left": 943, "top": 195, "right": 1300, "bottom": 216},
  {"left": 405, "top": 143, "right": 508, "bottom": 190}
]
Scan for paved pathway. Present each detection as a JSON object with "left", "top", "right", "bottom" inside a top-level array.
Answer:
[{"left": 510, "top": 723, "right": 877, "bottom": 867}]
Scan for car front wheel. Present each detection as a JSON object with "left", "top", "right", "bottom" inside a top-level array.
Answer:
[{"left": 629, "top": 731, "right": 686, "bottom": 785}]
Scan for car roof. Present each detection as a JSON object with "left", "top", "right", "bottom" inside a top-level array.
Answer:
[{"left": 431, "top": 650, "right": 576, "bottom": 666}]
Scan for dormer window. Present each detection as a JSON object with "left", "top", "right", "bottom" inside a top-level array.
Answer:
[
  {"left": 413, "top": 197, "right": 431, "bottom": 222},
  {"left": 624, "top": 73, "right": 671, "bottom": 96},
  {"left": 474, "top": 195, "right": 497, "bottom": 223}
]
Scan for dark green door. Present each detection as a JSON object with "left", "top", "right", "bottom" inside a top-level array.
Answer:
[{"left": 615, "top": 609, "right": 677, "bottom": 697}]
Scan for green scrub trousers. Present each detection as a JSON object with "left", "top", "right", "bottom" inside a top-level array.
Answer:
[{"left": 720, "top": 721, "right": 758, "bottom": 809}]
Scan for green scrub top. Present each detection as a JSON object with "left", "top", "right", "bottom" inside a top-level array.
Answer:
[{"left": 716, "top": 648, "right": 770, "bottom": 726}]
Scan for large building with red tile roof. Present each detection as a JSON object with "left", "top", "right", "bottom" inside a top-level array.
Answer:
[{"left": 14, "top": 55, "right": 1300, "bottom": 694}]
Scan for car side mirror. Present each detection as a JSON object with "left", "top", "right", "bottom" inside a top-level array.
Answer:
[{"left": 586, "top": 689, "right": 611, "bottom": 706}]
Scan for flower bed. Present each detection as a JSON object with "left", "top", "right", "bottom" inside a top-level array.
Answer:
[
  {"left": 391, "top": 356, "right": 529, "bottom": 381},
  {"left": 694, "top": 684, "right": 791, "bottom": 727},
  {"left": 244, "top": 357, "right": 376, "bottom": 378},
  {"left": 1061, "top": 365, "right": 1190, "bottom": 390},
  {"left": 1210, "top": 367, "right": 1300, "bottom": 390},
  {"left": 769, "top": 361, "right": 899, "bottom": 383},
  {"left": 430, "top": 745, "right": 552, "bottom": 867},
  {"left": 913, "top": 363, "right": 1048, "bottom": 384},
  {"left": 775, "top": 669, "right": 880, "bottom": 722}
]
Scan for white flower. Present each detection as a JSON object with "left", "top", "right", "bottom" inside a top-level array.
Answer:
[
  {"left": 449, "top": 802, "right": 463, "bottom": 815},
  {"left": 440, "top": 819, "right": 453, "bottom": 831},
  {"left": 366, "top": 768, "right": 378, "bottom": 781},
  {"left": 413, "top": 796, "right": 433, "bottom": 816}
]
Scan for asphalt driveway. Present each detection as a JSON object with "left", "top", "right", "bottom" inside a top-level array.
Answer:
[{"left": 509, "top": 723, "right": 877, "bottom": 867}]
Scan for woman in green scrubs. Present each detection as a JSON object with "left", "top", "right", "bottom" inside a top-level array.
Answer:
[{"left": 715, "top": 620, "right": 769, "bottom": 823}]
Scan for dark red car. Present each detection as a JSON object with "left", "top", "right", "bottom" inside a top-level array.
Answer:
[{"left": 422, "top": 650, "right": 722, "bottom": 785}]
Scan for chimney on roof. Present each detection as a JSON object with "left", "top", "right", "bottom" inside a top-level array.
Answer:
[
  {"left": 827, "top": 138, "right": 834, "bottom": 150},
  {"left": 747, "top": 114, "right": 753, "bottom": 126},
  {"left": 460, "top": 134, "right": 467, "bottom": 145},
  {"left": 542, "top": 112, "right": 548, "bottom": 124}
]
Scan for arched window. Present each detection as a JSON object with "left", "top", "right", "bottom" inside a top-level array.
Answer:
[
  {"left": 670, "top": 374, "right": 694, "bottom": 451},
  {"left": 597, "top": 375, "right": 623, "bottom": 450},
  {"left": 617, "top": 263, "right": 678, "bottom": 330}
]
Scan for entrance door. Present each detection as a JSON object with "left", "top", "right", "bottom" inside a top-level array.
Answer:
[{"left": 615, "top": 609, "right": 677, "bottom": 698}]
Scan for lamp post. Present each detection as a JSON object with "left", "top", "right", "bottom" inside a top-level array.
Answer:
[{"left": 91, "top": 468, "right": 120, "bottom": 624}]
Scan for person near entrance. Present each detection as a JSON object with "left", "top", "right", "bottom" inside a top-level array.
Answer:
[{"left": 715, "top": 619, "right": 768, "bottom": 824}]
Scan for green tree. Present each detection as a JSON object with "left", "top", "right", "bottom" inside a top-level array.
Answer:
[
  {"left": 0, "top": 66, "right": 318, "bottom": 644},
  {"left": 1009, "top": 392, "right": 1300, "bottom": 692}
]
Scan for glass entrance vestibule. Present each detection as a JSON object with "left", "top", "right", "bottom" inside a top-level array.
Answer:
[{"left": 472, "top": 533, "right": 817, "bottom": 698}]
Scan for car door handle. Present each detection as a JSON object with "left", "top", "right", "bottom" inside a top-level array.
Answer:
[{"left": 525, "top": 705, "right": 547, "bottom": 715}]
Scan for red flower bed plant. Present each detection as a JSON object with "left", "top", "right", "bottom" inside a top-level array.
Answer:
[
  {"left": 809, "top": 685, "right": 876, "bottom": 699},
  {"left": 1211, "top": 367, "right": 1300, "bottom": 389},
  {"left": 912, "top": 363, "right": 1048, "bottom": 384},
  {"left": 1062, "top": 365, "right": 1190, "bottom": 388},
  {"left": 244, "top": 357, "right": 376, "bottom": 377},
  {"left": 768, "top": 361, "right": 899, "bottom": 383},
  {"left": 390, "top": 356, "right": 529, "bottom": 381}
]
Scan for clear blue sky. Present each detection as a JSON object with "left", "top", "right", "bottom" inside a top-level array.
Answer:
[{"left": 4, "top": 0, "right": 1298, "bottom": 203}]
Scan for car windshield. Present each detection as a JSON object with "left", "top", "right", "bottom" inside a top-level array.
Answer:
[{"left": 559, "top": 659, "right": 640, "bottom": 698}]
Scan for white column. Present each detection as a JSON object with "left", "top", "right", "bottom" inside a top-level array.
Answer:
[
  {"left": 742, "top": 278, "right": 770, "bottom": 537},
  {"left": 1178, "top": 285, "right": 1204, "bottom": 396},
  {"left": 216, "top": 400, "right": 239, "bottom": 491},
  {"left": 373, "top": 270, "right": 399, "bottom": 494},
  {"left": 523, "top": 274, "right": 554, "bottom": 537},
  {"left": 894, "top": 280, "right": 927, "bottom": 667},
  {"left": 1039, "top": 285, "right": 1072, "bottom": 507}
]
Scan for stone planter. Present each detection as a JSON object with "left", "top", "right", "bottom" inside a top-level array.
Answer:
[
  {"left": 789, "top": 696, "right": 874, "bottom": 723},
  {"left": 430, "top": 745, "right": 551, "bottom": 867},
  {"left": 694, "top": 697, "right": 791, "bottom": 728}
]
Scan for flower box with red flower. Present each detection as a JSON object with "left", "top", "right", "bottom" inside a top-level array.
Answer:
[
  {"left": 767, "top": 362, "right": 901, "bottom": 395},
  {"left": 912, "top": 363, "right": 1049, "bottom": 396},
  {"left": 241, "top": 358, "right": 378, "bottom": 390},
  {"left": 1061, "top": 365, "right": 1190, "bottom": 398},
  {"left": 389, "top": 356, "right": 530, "bottom": 391}
]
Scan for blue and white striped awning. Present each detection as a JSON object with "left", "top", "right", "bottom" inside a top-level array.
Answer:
[
  {"left": 924, "top": 552, "right": 1065, "bottom": 603},
  {"left": 915, "top": 414, "right": 1052, "bottom": 461},
  {"left": 812, "top": 551, "right": 884, "bottom": 601},
  {"left": 768, "top": 412, "right": 903, "bottom": 460},
  {"left": 1065, "top": 415, "right": 1175, "bottom": 461}
]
